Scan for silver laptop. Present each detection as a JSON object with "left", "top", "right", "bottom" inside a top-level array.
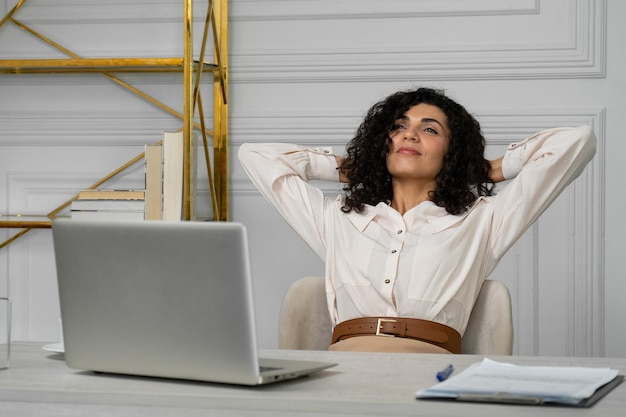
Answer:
[{"left": 52, "top": 219, "right": 335, "bottom": 385}]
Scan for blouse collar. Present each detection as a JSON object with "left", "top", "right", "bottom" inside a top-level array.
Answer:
[{"left": 342, "top": 196, "right": 488, "bottom": 234}]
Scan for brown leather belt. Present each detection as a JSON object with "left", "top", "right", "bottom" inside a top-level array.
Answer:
[{"left": 331, "top": 317, "right": 461, "bottom": 354}]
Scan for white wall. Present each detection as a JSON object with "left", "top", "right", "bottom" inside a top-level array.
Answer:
[{"left": 1, "top": 0, "right": 624, "bottom": 357}]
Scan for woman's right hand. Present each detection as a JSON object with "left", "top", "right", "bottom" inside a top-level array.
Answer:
[{"left": 335, "top": 156, "right": 349, "bottom": 183}]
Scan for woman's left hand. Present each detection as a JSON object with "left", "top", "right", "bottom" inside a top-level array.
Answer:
[{"left": 489, "top": 157, "right": 505, "bottom": 183}]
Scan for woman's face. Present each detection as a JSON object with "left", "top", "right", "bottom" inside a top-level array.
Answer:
[{"left": 386, "top": 103, "right": 451, "bottom": 183}]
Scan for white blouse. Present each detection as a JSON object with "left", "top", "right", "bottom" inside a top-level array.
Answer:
[{"left": 238, "top": 126, "right": 596, "bottom": 335}]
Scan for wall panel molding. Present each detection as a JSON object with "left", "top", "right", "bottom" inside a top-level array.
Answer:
[
  {"left": 0, "top": 112, "right": 195, "bottom": 146},
  {"left": 3, "top": 1, "right": 606, "bottom": 80},
  {"left": 0, "top": 1, "right": 211, "bottom": 57},
  {"left": 230, "top": 0, "right": 540, "bottom": 21},
  {"left": 571, "top": 107, "right": 606, "bottom": 356},
  {"left": 4, "top": 171, "right": 91, "bottom": 340},
  {"left": 231, "top": 0, "right": 606, "bottom": 82},
  {"left": 4, "top": 0, "right": 185, "bottom": 24},
  {"left": 5, "top": 171, "right": 141, "bottom": 213}
]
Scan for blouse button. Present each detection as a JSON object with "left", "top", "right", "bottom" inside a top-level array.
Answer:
[
  {"left": 384, "top": 279, "right": 391, "bottom": 284},
  {"left": 391, "top": 249, "right": 397, "bottom": 253},
  {"left": 397, "top": 230, "right": 403, "bottom": 234}
]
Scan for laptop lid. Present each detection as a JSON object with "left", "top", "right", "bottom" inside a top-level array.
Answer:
[{"left": 52, "top": 219, "right": 334, "bottom": 385}]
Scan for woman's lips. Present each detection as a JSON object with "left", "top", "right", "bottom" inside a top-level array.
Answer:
[{"left": 397, "top": 146, "right": 421, "bottom": 155}]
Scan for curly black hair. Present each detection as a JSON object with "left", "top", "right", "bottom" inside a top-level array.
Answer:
[{"left": 340, "top": 87, "right": 494, "bottom": 215}]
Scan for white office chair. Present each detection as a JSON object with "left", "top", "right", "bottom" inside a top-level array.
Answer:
[{"left": 278, "top": 276, "right": 513, "bottom": 355}]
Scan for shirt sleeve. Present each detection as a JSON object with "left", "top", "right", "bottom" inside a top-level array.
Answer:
[
  {"left": 489, "top": 125, "right": 597, "bottom": 259},
  {"left": 238, "top": 143, "right": 340, "bottom": 259}
]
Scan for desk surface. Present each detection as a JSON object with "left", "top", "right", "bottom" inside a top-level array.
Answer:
[{"left": 1, "top": 342, "right": 625, "bottom": 416}]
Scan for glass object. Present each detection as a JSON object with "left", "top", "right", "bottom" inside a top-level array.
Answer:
[{"left": 0, "top": 297, "right": 11, "bottom": 370}]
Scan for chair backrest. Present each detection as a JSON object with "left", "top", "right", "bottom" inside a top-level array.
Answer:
[
  {"left": 278, "top": 276, "right": 513, "bottom": 355},
  {"left": 278, "top": 276, "right": 332, "bottom": 350},
  {"left": 461, "top": 280, "right": 514, "bottom": 354}
]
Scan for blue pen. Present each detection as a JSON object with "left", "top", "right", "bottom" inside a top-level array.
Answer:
[{"left": 436, "top": 364, "right": 454, "bottom": 382}]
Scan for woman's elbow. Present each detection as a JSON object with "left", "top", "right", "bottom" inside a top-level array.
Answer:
[{"left": 572, "top": 125, "right": 597, "bottom": 162}]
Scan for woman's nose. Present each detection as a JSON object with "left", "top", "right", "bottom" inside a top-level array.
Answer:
[{"left": 403, "top": 131, "right": 418, "bottom": 141}]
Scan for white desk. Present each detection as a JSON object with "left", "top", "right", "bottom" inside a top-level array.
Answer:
[{"left": 1, "top": 342, "right": 625, "bottom": 416}]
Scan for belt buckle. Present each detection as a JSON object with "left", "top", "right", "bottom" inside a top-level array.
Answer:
[{"left": 375, "top": 318, "right": 397, "bottom": 337}]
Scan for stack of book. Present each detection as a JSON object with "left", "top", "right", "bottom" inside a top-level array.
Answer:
[
  {"left": 70, "top": 190, "right": 146, "bottom": 221},
  {"left": 71, "top": 130, "right": 185, "bottom": 222},
  {"left": 145, "top": 130, "right": 184, "bottom": 221}
]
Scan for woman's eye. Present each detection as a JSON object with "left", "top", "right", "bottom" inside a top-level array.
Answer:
[
  {"left": 392, "top": 123, "right": 406, "bottom": 130},
  {"left": 424, "top": 127, "right": 438, "bottom": 134}
]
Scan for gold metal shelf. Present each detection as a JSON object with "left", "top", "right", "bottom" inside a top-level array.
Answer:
[
  {"left": 0, "top": 0, "right": 230, "bottom": 251},
  {"left": 0, "top": 216, "right": 56, "bottom": 251},
  {"left": 0, "top": 216, "right": 52, "bottom": 229},
  {"left": 0, "top": 58, "right": 218, "bottom": 74}
]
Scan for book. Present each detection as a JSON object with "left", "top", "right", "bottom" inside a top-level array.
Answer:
[
  {"left": 162, "top": 130, "right": 183, "bottom": 221},
  {"left": 70, "top": 199, "right": 145, "bottom": 212},
  {"left": 189, "top": 130, "right": 198, "bottom": 220},
  {"left": 144, "top": 143, "right": 163, "bottom": 220},
  {"left": 416, "top": 358, "right": 624, "bottom": 407},
  {"left": 77, "top": 190, "right": 145, "bottom": 200}
]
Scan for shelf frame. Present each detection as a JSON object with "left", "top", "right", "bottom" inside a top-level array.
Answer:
[
  {"left": 0, "top": 58, "right": 218, "bottom": 74},
  {"left": 0, "top": 0, "right": 229, "bottom": 249}
]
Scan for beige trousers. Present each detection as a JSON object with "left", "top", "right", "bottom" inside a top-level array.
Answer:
[{"left": 328, "top": 335, "right": 452, "bottom": 354}]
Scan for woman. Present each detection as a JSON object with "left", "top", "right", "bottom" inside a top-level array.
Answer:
[{"left": 238, "top": 87, "right": 596, "bottom": 353}]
